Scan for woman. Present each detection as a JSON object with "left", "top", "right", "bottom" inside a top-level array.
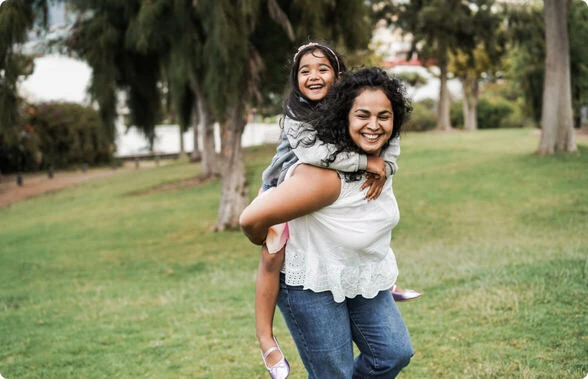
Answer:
[
  {"left": 254, "top": 42, "right": 417, "bottom": 378},
  {"left": 241, "top": 67, "right": 414, "bottom": 378}
]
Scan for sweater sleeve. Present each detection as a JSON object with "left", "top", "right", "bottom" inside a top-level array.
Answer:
[
  {"left": 261, "top": 131, "right": 293, "bottom": 188},
  {"left": 380, "top": 136, "right": 400, "bottom": 176}
]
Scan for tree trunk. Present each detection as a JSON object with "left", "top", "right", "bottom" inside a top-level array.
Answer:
[
  {"left": 194, "top": 85, "right": 219, "bottom": 176},
  {"left": 215, "top": 102, "right": 249, "bottom": 231},
  {"left": 461, "top": 77, "right": 479, "bottom": 131},
  {"left": 178, "top": 125, "right": 186, "bottom": 158},
  {"left": 436, "top": 64, "right": 452, "bottom": 131},
  {"left": 538, "top": 0, "right": 577, "bottom": 154},
  {"left": 190, "top": 97, "right": 201, "bottom": 162},
  {"left": 197, "top": 98, "right": 219, "bottom": 177}
]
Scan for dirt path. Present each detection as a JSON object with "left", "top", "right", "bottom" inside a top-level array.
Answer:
[{"left": 0, "top": 164, "right": 141, "bottom": 208}]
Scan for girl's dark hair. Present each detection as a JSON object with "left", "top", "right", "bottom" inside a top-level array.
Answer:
[
  {"left": 304, "top": 67, "right": 412, "bottom": 181},
  {"left": 282, "top": 42, "right": 346, "bottom": 122}
]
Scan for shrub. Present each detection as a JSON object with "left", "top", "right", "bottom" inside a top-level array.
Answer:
[
  {"left": 450, "top": 102, "right": 464, "bottom": 129},
  {"left": 449, "top": 97, "right": 521, "bottom": 130},
  {"left": 0, "top": 102, "right": 114, "bottom": 173},
  {"left": 0, "top": 125, "right": 42, "bottom": 173},
  {"left": 27, "top": 102, "right": 113, "bottom": 169},
  {"left": 404, "top": 98, "right": 437, "bottom": 132},
  {"left": 477, "top": 98, "right": 514, "bottom": 129}
]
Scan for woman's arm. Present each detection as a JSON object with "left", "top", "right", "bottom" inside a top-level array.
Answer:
[{"left": 240, "top": 164, "right": 340, "bottom": 245}]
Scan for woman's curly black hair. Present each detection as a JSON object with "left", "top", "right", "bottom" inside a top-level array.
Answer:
[{"left": 306, "top": 67, "right": 412, "bottom": 180}]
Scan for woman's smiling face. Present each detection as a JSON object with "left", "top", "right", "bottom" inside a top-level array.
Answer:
[
  {"left": 348, "top": 88, "right": 394, "bottom": 156},
  {"left": 297, "top": 49, "right": 337, "bottom": 102}
]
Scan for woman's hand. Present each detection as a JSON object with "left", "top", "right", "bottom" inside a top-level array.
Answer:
[{"left": 361, "top": 173, "right": 386, "bottom": 200}]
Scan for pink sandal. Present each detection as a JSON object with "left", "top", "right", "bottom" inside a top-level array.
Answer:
[
  {"left": 391, "top": 285, "right": 422, "bottom": 301},
  {"left": 261, "top": 336, "right": 290, "bottom": 379}
]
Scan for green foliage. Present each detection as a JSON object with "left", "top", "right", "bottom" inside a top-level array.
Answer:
[
  {"left": 199, "top": 0, "right": 252, "bottom": 119},
  {"left": 68, "top": 0, "right": 162, "bottom": 145},
  {"left": 0, "top": 0, "right": 48, "bottom": 132},
  {"left": 505, "top": 0, "right": 588, "bottom": 125},
  {"left": 381, "top": 0, "right": 478, "bottom": 69},
  {"left": 569, "top": 0, "right": 588, "bottom": 126},
  {"left": 450, "top": 101, "right": 463, "bottom": 128},
  {"left": 504, "top": 5, "right": 544, "bottom": 124},
  {"left": 0, "top": 130, "right": 586, "bottom": 377},
  {"left": 404, "top": 98, "right": 437, "bottom": 132},
  {"left": 1, "top": 102, "right": 112, "bottom": 173},
  {"left": 26, "top": 102, "right": 112, "bottom": 169},
  {"left": 394, "top": 71, "right": 428, "bottom": 88},
  {"left": 0, "top": 0, "right": 35, "bottom": 52},
  {"left": 451, "top": 97, "right": 520, "bottom": 129},
  {"left": 450, "top": 81, "right": 534, "bottom": 129},
  {"left": 0, "top": 122, "right": 41, "bottom": 173}
]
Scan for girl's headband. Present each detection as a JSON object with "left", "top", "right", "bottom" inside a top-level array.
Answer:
[{"left": 293, "top": 42, "right": 341, "bottom": 73}]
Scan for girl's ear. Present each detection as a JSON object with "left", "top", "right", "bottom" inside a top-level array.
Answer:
[{"left": 337, "top": 72, "right": 343, "bottom": 79}]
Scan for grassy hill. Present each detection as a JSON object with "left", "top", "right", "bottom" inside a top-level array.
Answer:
[{"left": 1, "top": 128, "right": 586, "bottom": 378}]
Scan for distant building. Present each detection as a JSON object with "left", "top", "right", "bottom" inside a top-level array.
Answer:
[{"left": 372, "top": 23, "right": 421, "bottom": 69}]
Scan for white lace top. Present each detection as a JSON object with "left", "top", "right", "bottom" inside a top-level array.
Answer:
[{"left": 283, "top": 163, "right": 399, "bottom": 303}]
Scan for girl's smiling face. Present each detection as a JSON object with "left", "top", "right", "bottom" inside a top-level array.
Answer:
[
  {"left": 297, "top": 49, "right": 337, "bottom": 102},
  {"left": 348, "top": 88, "right": 394, "bottom": 156}
]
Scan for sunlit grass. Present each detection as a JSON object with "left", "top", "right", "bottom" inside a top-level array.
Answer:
[{"left": 1, "top": 128, "right": 586, "bottom": 378}]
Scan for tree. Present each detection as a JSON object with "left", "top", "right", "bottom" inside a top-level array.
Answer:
[
  {"left": 126, "top": 0, "right": 218, "bottom": 173},
  {"left": 448, "top": 0, "right": 505, "bottom": 131},
  {"left": 538, "top": 0, "right": 576, "bottom": 154},
  {"left": 0, "top": 0, "right": 48, "bottom": 132},
  {"left": 504, "top": 4, "right": 545, "bottom": 125},
  {"left": 200, "top": 0, "right": 294, "bottom": 231},
  {"left": 505, "top": 0, "right": 588, "bottom": 130},
  {"left": 381, "top": 0, "right": 477, "bottom": 131},
  {"left": 68, "top": 1, "right": 162, "bottom": 149},
  {"left": 568, "top": 0, "right": 588, "bottom": 128}
]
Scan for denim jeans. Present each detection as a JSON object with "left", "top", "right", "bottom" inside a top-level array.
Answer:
[{"left": 277, "top": 274, "right": 413, "bottom": 378}]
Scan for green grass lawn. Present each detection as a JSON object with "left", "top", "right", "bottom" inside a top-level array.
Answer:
[{"left": 1, "top": 128, "right": 586, "bottom": 378}]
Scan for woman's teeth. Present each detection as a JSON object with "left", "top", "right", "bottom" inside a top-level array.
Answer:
[{"left": 363, "top": 134, "right": 379, "bottom": 141}]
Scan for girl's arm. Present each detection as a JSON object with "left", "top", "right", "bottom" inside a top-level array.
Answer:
[
  {"left": 380, "top": 136, "right": 400, "bottom": 176},
  {"left": 286, "top": 117, "right": 400, "bottom": 177},
  {"left": 240, "top": 164, "right": 340, "bottom": 245},
  {"left": 261, "top": 132, "right": 295, "bottom": 188},
  {"left": 285, "top": 117, "right": 364, "bottom": 172}
]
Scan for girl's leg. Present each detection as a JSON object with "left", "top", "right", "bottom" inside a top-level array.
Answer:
[
  {"left": 255, "top": 244, "right": 285, "bottom": 366},
  {"left": 277, "top": 275, "right": 354, "bottom": 379},
  {"left": 348, "top": 290, "right": 413, "bottom": 378}
]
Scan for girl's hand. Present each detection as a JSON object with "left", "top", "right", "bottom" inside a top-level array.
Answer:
[
  {"left": 366, "top": 156, "right": 386, "bottom": 178},
  {"left": 361, "top": 173, "right": 386, "bottom": 200}
]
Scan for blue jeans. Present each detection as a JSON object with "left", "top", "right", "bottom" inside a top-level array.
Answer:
[{"left": 277, "top": 274, "right": 413, "bottom": 378}]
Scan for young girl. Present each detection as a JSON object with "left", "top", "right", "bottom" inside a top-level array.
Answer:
[{"left": 254, "top": 42, "right": 418, "bottom": 378}]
